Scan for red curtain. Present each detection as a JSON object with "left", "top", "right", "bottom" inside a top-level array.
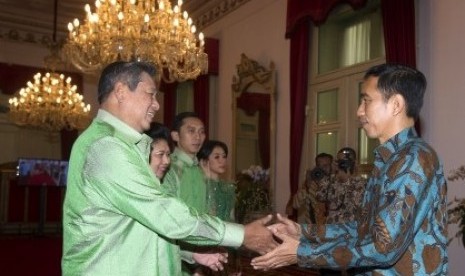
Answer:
[
  {"left": 381, "top": 0, "right": 416, "bottom": 67},
  {"left": 236, "top": 92, "right": 271, "bottom": 168},
  {"left": 287, "top": 21, "right": 310, "bottom": 219},
  {"left": 286, "top": 0, "right": 367, "bottom": 35},
  {"left": 193, "top": 74, "right": 210, "bottom": 137}
]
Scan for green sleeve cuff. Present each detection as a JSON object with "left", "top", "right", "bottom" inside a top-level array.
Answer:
[
  {"left": 220, "top": 222, "right": 244, "bottom": 248},
  {"left": 180, "top": 250, "right": 195, "bottom": 264}
]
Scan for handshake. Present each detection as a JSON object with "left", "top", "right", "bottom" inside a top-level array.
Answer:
[{"left": 242, "top": 213, "right": 302, "bottom": 271}]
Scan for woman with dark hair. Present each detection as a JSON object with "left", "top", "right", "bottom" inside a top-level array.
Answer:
[
  {"left": 197, "top": 140, "right": 240, "bottom": 275},
  {"left": 145, "top": 122, "right": 173, "bottom": 180},
  {"left": 197, "top": 140, "right": 236, "bottom": 222}
]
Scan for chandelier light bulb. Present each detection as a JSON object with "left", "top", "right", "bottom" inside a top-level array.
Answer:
[{"left": 63, "top": 0, "right": 208, "bottom": 82}]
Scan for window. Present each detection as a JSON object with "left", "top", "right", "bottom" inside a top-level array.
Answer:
[
  {"left": 318, "top": 0, "right": 384, "bottom": 74},
  {"left": 304, "top": 0, "right": 383, "bottom": 171}
]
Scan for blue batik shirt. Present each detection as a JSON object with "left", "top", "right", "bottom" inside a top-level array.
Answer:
[{"left": 297, "top": 127, "right": 448, "bottom": 275}]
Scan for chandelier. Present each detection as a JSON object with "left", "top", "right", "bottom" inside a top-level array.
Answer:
[
  {"left": 64, "top": 0, "right": 208, "bottom": 83},
  {"left": 7, "top": 0, "right": 92, "bottom": 132},
  {"left": 8, "top": 72, "right": 92, "bottom": 131}
]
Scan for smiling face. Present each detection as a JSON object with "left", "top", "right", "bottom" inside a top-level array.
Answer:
[
  {"left": 122, "top": 72, "right": 160, "bottom": 133},
  {"left": 150, "top": 139, "right": 171, "bottom": 179},
  {"left": 357, "top": 76, "right": 397, "bottom": 144},
  {"left": 171, "top": 117, "right": 206, "bottom": 157}
]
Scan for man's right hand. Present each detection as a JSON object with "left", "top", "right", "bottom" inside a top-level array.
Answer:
[
  {"left": 267, "top": 213, "right": 301, "bottom": 240},
  {"left": 242, "top": 214, "right": 279, "bottom": 255}
]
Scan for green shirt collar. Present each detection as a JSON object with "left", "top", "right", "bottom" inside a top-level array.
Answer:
[
  {"left": 96, "top": 109, "right": 152, "bottom": 155},
  {"left": 172, "top": 147, "right": 199, "bottom": 166}
]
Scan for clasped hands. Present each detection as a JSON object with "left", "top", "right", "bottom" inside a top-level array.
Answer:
[{"left": 243, "top": 213, "right": 301, "bottom": 271}]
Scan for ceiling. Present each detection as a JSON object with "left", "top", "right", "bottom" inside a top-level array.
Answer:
[{"left": 0, "top": 0, "right": 248, "bottom": 46}]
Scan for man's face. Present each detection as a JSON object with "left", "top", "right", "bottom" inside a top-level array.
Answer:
[
  {"left": 316, "top": 156, "right": 332, "bottom": 175},
  {"left": 123, "top": 72, "right": 159, "bottom": 133},
  {"left": 357, "top": 76, "right": 396, "bottom": 144},
  {"left": 172, "top": 117, "right": 206, "bottom": 157}
]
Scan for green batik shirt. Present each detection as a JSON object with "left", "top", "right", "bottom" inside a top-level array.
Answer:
[
  {"left": 62, "top": 109, "right": 244, "bottom": 276},
  {"left": 164, "top": 148, "right": 207, "bottom": 214}
]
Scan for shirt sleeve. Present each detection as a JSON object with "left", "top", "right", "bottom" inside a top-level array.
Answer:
[
  {"left": 297, "top": 147, "right": 441, "bottom": 269},
  {"left": 84, "top": 137, "right": 244, "bottom": 247}
]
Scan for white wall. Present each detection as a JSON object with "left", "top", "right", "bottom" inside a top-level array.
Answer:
[
  {"left": 202, "top": 0, "right": 291, "bottom": 214},
  {"left": 418, "top": 1, "right": 465, "bottom": 275}
]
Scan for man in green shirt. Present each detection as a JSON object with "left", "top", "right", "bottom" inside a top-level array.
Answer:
[
  {"left": 164, "top": 112, "right": 208, "bottom": 213},
  {"left": 62, "top": 61, "right": 277, "bottom": 275}
]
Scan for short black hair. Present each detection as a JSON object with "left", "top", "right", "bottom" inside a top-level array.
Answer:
[
  {"left": 145, "top": 122, "right": 174, "bottom": 152},
  {"left": 97, "top": 61, "right": 157, "bottom": 104},
  {"left": 364, "top": 63, "right": 426, "bottom": 119},
  {"left": 315, "top": 152, "right": 333, "bottom": 163},
  {"left": 197, "top": 140, "right": 228, "bottom": 161},
  {"left": 171, "top": 112, "right": 201, "bottom": 132}
]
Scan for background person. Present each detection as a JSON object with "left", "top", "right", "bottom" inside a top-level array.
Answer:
[
  {"left": 316, "top": 147, "right": 366, "bottom": 224},
  {"left": 164, "top": 112, "right": 208, "bottom": 213},
  {"left": 163, "top": 112, "right": 213, "bottom": 275},
  {"left": 286, "top": 153, "right": 333, "bottom": 224},
  {"left": 251, "top": 63, "right": 448, "bottom": 275},
  {"left": 62, "top": 61, "right": 277, "bottom": 276},
  {"left": 197, "top": 140, "right": 236, "bottom": 222},
  {"left": 197, "top": 139, "right": 241, "bottom": 275}
]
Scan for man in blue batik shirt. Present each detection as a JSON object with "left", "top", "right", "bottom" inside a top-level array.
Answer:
[{"left": 251, "top": 64, "right": 448, "bottom": 275}]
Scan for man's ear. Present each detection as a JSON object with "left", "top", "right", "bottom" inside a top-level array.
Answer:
[
  {"left": 114, "top": 82, "right": 126, "bottom": 103},
  {"left": 171, "top": 131, "right": 179, "bottom": 143},
  {"left": 391, "top": 94, "right": 406, "bottom": 116}
]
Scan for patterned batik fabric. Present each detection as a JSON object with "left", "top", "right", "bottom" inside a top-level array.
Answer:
[
  {"left": 297, "top": 127, "right": 448, "bottom": 275},
  {"left": 316, "top": 175, "right": 367, "bottom": 224},
  {"left": 292, "top": 178, "right": 328, "bottom": 225}
]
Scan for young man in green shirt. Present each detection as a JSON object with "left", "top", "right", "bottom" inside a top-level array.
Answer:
[
  {"left": 164, "top": 112, "right": 208, "bottom": 213},
  {"left": 163, "top": 112, "right": 221, "bottom": 274}
]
